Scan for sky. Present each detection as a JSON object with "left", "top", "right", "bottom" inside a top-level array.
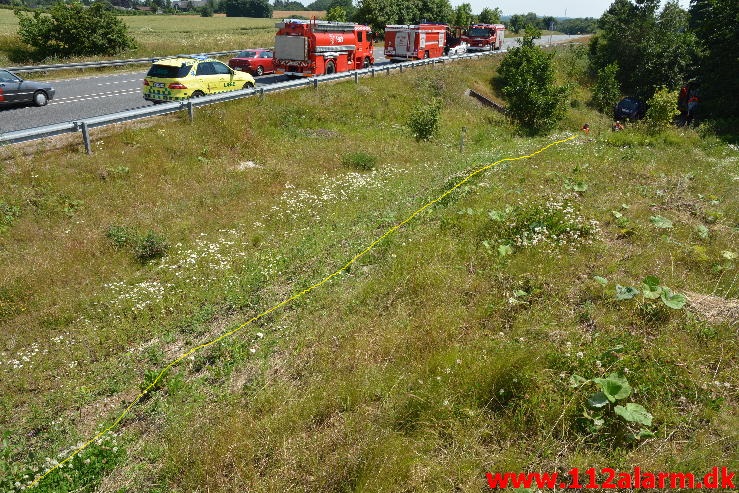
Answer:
[{"left": 459, "top": 0, "right": 692, "bottom": 19}]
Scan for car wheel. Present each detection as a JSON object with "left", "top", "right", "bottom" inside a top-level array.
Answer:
[
  {"left": 191, "top": 90, "right": 205, "bottom": 98},
  {"left": 33, "top": 91, "right": 48, "bottom": 107},
  {"left": 325, "top": 60, "right": 336, "bottom": 75},
  {"left": 243, "top": 81, "right": 255, "bottom": 89},
  {"left": 255, "top": 66, "right": 264, "bottom": 76}
]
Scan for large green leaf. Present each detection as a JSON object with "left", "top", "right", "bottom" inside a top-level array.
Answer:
[
  {"left": 616, "top": 284, "right": 639, "bottom": 300},
  {"left": 660, "top": 287, "right": 686, "bottom": 309},
  {"left": 641, "top": 277, "right": 662, "bottom": 299},
  {"left": 650, "top": 215, "right": 673, "bottom": 229},
  {"left": 593, "top": 276, "right": 608, "bottom": 286},
  {"left": 614, "top": 403, "right": 653, "bottom": 426},
  {"left": 569, "top": 374, "right": 590, "bottom": 388},
  {"left": 587, "top": 392, "right": 609, "bottom": 408},
  {"left": 593, "top": 373, "right": 631, "bottom": 402}
]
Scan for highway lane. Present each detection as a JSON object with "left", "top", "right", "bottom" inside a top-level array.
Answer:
[{"left": 0, "top": 35, "right": 575, "bottom": 134}]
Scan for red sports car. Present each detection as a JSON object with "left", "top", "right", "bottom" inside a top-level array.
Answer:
[{"left": 228, "top": 49, "right": 274, "bottom": 76}]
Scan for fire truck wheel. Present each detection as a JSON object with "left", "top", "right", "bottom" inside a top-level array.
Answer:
[
  {"left": 363, "top": 58, "right": 370, "bottom": 69},
  {"left": 423, "top": 51, "right": 430, "bottom": 59},
  {"left": 191, "top": 90, "right": 205, "bottom": 98},
  {"left": 255, "top": 66, "right": 264, "bottom": 76},
  {"left": 325, "top": 60, "right": 336, "bottom": 75}
]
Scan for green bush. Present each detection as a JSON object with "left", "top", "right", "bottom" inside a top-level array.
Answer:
[
  {"left": 591, "top": 62, "right": 621, "bottom": 114},
  {"left": 497, "top": 32, "right": 569, "bottom": 133},
  {"left": 646, "top": 86, "right": 680, "bottom": 129},
  {"left": 133, "top": 231, "right": 168, "bottom": 264},
  {"left": 105, "top": 225, "right": 134, "bottom": 249},
  {"left": 407, "top": 98, "right": 442, "bottom": 141},
  {"left": 341, "top": 151, "right": 377, "bottom": 171},
  {"left": 16, "top": 1, "right": 136, "bottom": 58}
]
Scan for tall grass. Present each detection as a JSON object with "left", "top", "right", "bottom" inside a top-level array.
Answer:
[{"left": 1, "top": 53, "right": 736, "bottom": 492}]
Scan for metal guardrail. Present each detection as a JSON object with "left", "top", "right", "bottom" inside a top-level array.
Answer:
[
  {"left": 3, "top": 51, "right": 240, "bottom": 74},
  {"left": 0, "top": 51, "right": 495, "bottom": 151}
]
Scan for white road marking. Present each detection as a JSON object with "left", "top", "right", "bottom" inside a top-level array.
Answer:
[
  {"left": 97, "top": 79, "right": 142, "bottom": 86},
  {"left": 49, "top": 89, "right": 141, "bottom": 105}
]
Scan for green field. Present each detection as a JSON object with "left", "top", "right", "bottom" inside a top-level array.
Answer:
[
  {"left": 0, "top": 49, "right": 737, "bottom": 491},
  {"left": 0, "top": 10, "right": 275, "bottom": 66}
]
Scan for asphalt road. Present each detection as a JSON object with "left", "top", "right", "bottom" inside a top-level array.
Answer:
[{"left": 0, "top": 35, "right": 576, "bottom": 134}]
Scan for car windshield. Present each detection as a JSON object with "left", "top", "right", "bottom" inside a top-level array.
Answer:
[
  {"left": 146, "top": 64, "right": 191, "bottom": 78},
  {"left": 0, "top": 70, "right": 20, "bottom": 83},
  {"left": 237, "top": 51, "right": 258, "bottom": 58},
  {"left": 468, "top": 28, "right": 492, "bottom": 37}
]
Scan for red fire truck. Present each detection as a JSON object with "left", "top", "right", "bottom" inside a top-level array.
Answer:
[
  {"left": 462, "top": 23, "right": 506, "bottom": 51},
  {"left": 384, "top": 24, "right": 447, "bottom": 61},
  {"left": 273, "top": 19, "right": 374, "bottom": 77}
]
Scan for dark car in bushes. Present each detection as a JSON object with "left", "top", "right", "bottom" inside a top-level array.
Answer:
[
  {"left": 0, "top": 69, "right": 55, "bottom": 107},
  {"left": 614, "top": 97, "right": 646, "bottom": 121}
]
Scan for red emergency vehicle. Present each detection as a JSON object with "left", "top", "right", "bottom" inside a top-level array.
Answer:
[
  {"left": 273, "top": 19, "right": 374, "bottom": 77},
  {"left": 384, "top": 24, "right": 447, "bottom": 61},
  {"left": 462, "top": 23, "right": 505, "bottom": 51}
]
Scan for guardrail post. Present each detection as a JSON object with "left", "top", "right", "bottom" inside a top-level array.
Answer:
[
  {"left": 400, "top": 65, "right": 403, "bottom": 73},
  {"left": 371, "top": 68, "right": 375, "bottom": 78},
  {"left": 386, "top": 66, "right": 390, "bottom": 75},
  {"left": 187, "top": 101, "right": 194, "bottom": 122},
  {"left": 81, "top": 122, "right": 92, "bottom": 155},
  {"left": 313, "top": 77, "right": 318, "bottom": 89},
  {"left": 354, "top": 72, "right": 358, "bottom": 84},
  {"left": 260, "top": 87, "right": 265, "bottom": 100}
]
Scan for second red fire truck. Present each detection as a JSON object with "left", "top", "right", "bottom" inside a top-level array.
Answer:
[
  {"left": 274, "top": 19, "right": 374, "bottom": 77},
  {"left": 462, "top": 23, "right": 506, "bottom": 51},
  {"left": 383, "top": 24, "right": 447, "bottom": 61}
]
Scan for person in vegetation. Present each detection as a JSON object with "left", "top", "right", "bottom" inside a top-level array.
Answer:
[
  {"left": 581, "top": 123, "right": 590, "bottom": 135},
  {"left": 612, "top": 120, "right": 624, "bottom": 131}
]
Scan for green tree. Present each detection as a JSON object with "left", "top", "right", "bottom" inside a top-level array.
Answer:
[
  {"left": 477, "top": 6, "right": 501, "bottom": 24},
  {"left": 15, "top": 1, "right": 136, "bottom": 58},
  {"left": 592, "top": 62, "right": 621, "bottom": 113},
  {"left": 421, "top": 0, "right": 453, "bottom": 24},
  {"left": 453, "top": 2, "right": 473, "bottom": 27},
  {"left": 325, "top": 5, "right": 346, "bottom": 21},
  {"left": 689, "top": 0, "right": 738, "bottom": 118},
  {"left": 508, "top": 13, "right": 523, "bottom": 32},
  {"left": 224, "top": 0, "right": 271, "bottom": 17},
  {"left": 326, "top": 0, "right": 355, "bottom": 19},
  {"left": 589, "top": 0, "right": 699, "bottom": 98},
  {"left": 497, "top": 31, "right": 569, "bottom": 132}
]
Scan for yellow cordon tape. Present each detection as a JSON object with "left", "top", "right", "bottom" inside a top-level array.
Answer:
[{"left": 28, "top": 134, "right": 576, "bottom": 489}]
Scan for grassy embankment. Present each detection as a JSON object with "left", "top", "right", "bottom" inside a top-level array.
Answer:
[
  {"left": 0, "top": 10, "right": 275, "bottom": 68},
  {"left": 0, "top": 47, "right": 737, "bottom": 491}
]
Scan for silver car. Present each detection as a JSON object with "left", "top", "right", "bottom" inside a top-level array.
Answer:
[{"left": 0, "top": 69, "right": 56, "bottom": 107}]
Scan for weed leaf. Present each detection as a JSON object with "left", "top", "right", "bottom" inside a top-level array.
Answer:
[
  {"left": 593, "top": 373, "right": 631, "bottom": 402},
  {"left": 593, "top": 275, "right": 608, "bottom": 286},
  {"left": 498, "top": 244, "right": 513, "bottom": 257},
  {"left": 696, "top": 224, "right": 709, "bottom": 239},
  {"left": 569, "top": 374, "right": 590, "bottom": 388},
  {"left": 660, "top": 287, "right": 686, "bottom": 309},
  {"left": 614, "top": 403, "right": 653, "bottom": 426},
  {"left": 588, "top": 392, "right": 610, "bottom": 408},
  {"left": 616, "top": 284, "right": 639, "bottom": 300},
  {"left": 650, "top": 215, "right": 673, "bottom": 229}
]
